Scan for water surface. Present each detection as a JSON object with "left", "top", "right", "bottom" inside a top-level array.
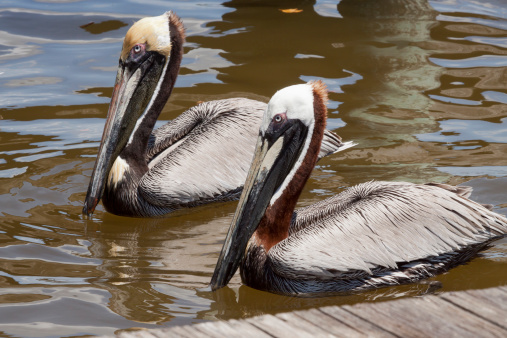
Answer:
[{"left": 1, "top": 0, "right": 507, "bottom": 337}]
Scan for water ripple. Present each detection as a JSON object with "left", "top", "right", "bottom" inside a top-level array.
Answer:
[{"left": 430, "top": 55, "right": 507, "bottom": 68}]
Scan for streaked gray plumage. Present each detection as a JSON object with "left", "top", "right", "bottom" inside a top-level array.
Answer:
[{"left": 210, "top": 82, "right": 507, "bottom": 295}]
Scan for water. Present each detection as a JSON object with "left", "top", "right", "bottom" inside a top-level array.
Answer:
[{"left": 1, "top": 0, "right": 507, "bottom": 336}]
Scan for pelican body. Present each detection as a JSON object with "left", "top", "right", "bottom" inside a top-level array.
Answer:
[
  {"left": 82, "top": 12, "right": 343, "bottom": 217},
  {"left": 210, "top": 81, "right": 507, "bottom": 295}
]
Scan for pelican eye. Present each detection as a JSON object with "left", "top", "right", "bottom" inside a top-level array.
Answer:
[
  {"left": 129, "top": 44, "right": 146, "bottom": 62},
  {"left": 273, "top": 113, "right": 286, "bottom": 124},
  {"left": 133, "top": 44, "right": 142, "bottom": 54}
]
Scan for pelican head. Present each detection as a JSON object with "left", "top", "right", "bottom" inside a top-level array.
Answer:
[
  {"left": 210, "top": 81, "right": 332, "bottom": 290},
  {"left": 83, "top": 12, "right": 185, "bottom": 216}
]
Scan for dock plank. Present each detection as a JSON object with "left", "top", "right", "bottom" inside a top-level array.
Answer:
[
  {"left": 155, "top": 326, "right": 206, "bottom": 338},
  {"left": 291, "top": 308, "right": 369, "bottom": 337},
  {"left": 192, "top": 321, "right": 249, "bottom": 337},
  {"left": 440, "top": 286, "right": 507, "bottom": 330},
  {"left": 276, "top": 311, "right": 336, "bottom": 337},
  {"left": 346, "top": 295, "right": 505, "bottom": 338},
  {"left": 422, "top": 295, "right": 506, "bottom": 337},
  {"left": 319, "top": 304, "right": 397, "bottom": 337},
  {"left": 224, "top": 319, "right": 273, "bottom": 338},
  {"left": 117, "top": 330, "right": 158, "bottom": 338},
  {"left": 246, "top": 313, "right": 318, "bottom": 338},
  {"left": 117, "top": 325, "right": 206, "bottom": 338},
  {"left": 343, "top": 299, "right": 428, "bottom": 337}
]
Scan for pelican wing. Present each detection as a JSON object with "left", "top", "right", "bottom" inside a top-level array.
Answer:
[
  {"left": 271, "top": 181, "right": 507, "bottom": 280},
  {"left": 140, "top": 98, "right": 266, "bottom": 207}
]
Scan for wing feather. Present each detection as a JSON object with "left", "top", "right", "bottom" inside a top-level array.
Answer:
[
  {"left": 140, "top": 98, "right": 265, "bottom": 207},
  {"left": 272, "top": 181, "right": 507, "bottom": 280}
]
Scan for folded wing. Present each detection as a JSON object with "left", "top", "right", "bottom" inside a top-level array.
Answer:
[{"left": 274, "top": 181, "right": 507, "bottom": 280}]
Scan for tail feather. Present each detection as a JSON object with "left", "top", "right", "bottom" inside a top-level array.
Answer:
[
  {"left": 318, "top": 129, "right": 356, "bottom": 160},
  {"left": 425, "top": 182, "right": 472, "bottom": 198}
]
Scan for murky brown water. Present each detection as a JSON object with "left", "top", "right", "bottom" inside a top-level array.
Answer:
[{"left": 1, "top": 0, "right": 507, "bottom": 336}]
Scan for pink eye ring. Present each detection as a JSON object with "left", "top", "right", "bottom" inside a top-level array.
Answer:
[
  {"left": 273, "top": 113, "right": 286, "bottom": 123},
  {"left": 132, "top": 44, "right": 144, "bottom": 55}
]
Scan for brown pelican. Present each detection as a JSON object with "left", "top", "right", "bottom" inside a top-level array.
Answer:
[
  {"left": 210, "top": 81, "right": 507, "bottom": 295},
  {"left": 82, "top": 12, "right": 344, "bottom": 217}
]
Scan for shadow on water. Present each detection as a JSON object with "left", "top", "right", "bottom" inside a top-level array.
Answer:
[{"left": 0, "top": 0, "right": 506, "bottom": 336}]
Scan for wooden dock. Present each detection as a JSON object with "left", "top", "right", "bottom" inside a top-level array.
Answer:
[{"left": 115, "top": 286, "right": 507, "bottom": 337}]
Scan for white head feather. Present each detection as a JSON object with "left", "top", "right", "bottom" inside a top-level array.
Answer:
[{"left": 260, "top": 83, "right": 316, "bottom": 135}]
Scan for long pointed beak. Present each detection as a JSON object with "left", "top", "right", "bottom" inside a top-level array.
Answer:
[
  {"left": 82, "top": 66, "right": 137, "bottom": 216},
  {"left": 210, "top": 120, "right": 309, "bottom": 291},
  {"left": 82, "top": 44, "right": 170, "bottom": 217},
  {"left": 210, "top": 137, "right": 271, "bottom": 290}
]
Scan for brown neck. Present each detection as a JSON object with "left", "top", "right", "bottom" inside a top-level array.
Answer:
[{"left": 253, "top": 89, "right": 327, "bottom": 252}]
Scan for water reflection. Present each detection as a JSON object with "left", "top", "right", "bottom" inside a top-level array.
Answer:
[
  {"left": 83, "top": 204, "right": 238, "bottom": 325},
  {"left": 0, "top": 0, "right": 506, "bottom": 336},
  {"left": 201, "top": 282, "right": 442, "bottom": 321}
]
